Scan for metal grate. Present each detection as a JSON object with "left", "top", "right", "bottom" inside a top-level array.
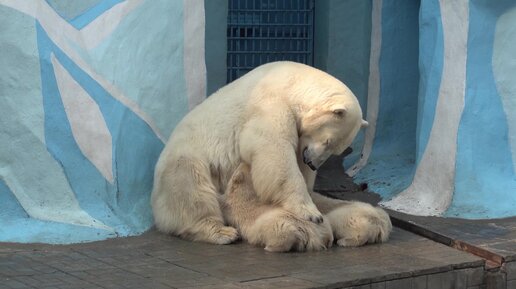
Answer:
[{"left": 227, "top": 0, "right": 315, "bottom": 83}]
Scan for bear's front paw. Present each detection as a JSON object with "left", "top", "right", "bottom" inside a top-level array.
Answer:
[
  {"left": 212, "top": 226, "right": 240, "bottom": 245},
  {"left": 286, "top": 202, "right": 324, "bottom": 223}
]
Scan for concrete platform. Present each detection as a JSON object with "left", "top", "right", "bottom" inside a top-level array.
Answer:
[
  {"left": 315, "top": 154, "right": 516, "bottom": 289},
  {"left": 389, "top": 212, "right": 516, "bottom": 265},
  {"left": 0, "top": 228, "right": 483, "bottom": 289},
  {"left": 388, "top": 212, "right": 516, "bottom": 289}
]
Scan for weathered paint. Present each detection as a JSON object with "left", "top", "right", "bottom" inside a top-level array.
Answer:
[
  {"left": 0, "top": 5, "right": 113, "bottom": 238},
  {"left": 382, "top": 0, "right": 469, "bottom": 215},
  {"left": 493, "top": 5, "right": 516, "bottom": 173},
  {"left": 352, "top": 0, "right": 516, "bottom": 219},
  {"left": 446, "top": 0, "right": 516, "bottom": 218},
  {"left": 0, "top": 0, "right": 206, "bottom": 243},
  {"left": 3, "top": 0, "right": 516, "bottom": 245},
  {"left": 352, "top": 0, "right": 420, "bottom": 202}
]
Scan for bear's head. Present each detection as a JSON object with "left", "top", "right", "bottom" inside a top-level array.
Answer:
[{"left": 299, "top": 94, "right": 368, "bottom": 171}]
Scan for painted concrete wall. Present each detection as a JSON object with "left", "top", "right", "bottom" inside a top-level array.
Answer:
[
  {"left": 314, "top": 0, "right": 372, "bottom": 168},
  {"left": 0, "top": 0, "right": 206, "bottom": 243},
  {"left": 349, "top": 0, "right": 516, "bottom": 219},
  {"left": 2, "top": 0, "right": 515, "bottom": 245},
  {"left": 204, "top": 0, "right": 228, "bottom": 96},
  {"left": 349, "top": 0, "right": 420, "bottom": 203}
]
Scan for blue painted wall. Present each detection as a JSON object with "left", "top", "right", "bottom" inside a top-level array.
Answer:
[
  {"left": 354, "top": 0, "right": 420, "bottom": 200},
  {"left": 0, "top": 0, "right": 205, "bottom": 243},
  {"left": 3, "top": 0, "right": 516, "bottom": 245},
  {"left": 447, "top": 0, "right": 516, "bottom": 218},
  {"left": 348, "top": 0, "right": 516, "bottom": 219},
  {"left": 415, "top": 0, "right": 443, "bottom": 164}
]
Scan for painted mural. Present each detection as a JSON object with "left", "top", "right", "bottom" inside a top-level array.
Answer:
[
  {"left": 1, "top": 0, "right": 515, "bottom": 244},
  {"left": 0, "top": 0, "right": 206, "bottom": 243}
]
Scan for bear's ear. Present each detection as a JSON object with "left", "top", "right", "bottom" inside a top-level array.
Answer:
[
  {"left": 361, "top": 119, "right": 369, "bottom": 128},
  {"left": 332, "top": 108, "right": 347, "bottom": 118}
]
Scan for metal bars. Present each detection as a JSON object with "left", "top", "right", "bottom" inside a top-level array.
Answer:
[{"left": 227, "top": 0, "right": 315, "bottom": 83}]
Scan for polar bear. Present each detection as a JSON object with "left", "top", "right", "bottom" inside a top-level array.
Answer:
[
  {"left": 223, "top": 163, "right": 392, "bottom": 250},
  {"left": 151, "top": 61, "right": 369, "bottom": 244},
  {"left": 221, "top": 163, "right": 333, "bottom": 252},
  {"left": 310, "top": 192, "right": 392, "bottom": 247}
]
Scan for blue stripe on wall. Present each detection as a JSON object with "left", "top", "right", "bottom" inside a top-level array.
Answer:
[
  {"left": 45, "top": 0, "right": 124, "bottom": 29},
  {"left": 446, "top": 0, "right": 516, "bottom": 219},
  {"left": 415, "top": 0, "right": 443, "bottom": 165},
  {"left": 71, "top": 0, "right": 125, "bottom": 29},
  {"left": 0, "top": 179, "right": 29, "bottom": 220},
  {"left": 37, "top": 23, "right": 163, "bottom": 236},
  {"left": 45, "top": 0, "right": 103, "bottom": 21},
  {"left": 354, "top": 0, "right": 420, "bottom": 200},
  {"left": 37, "top": 23, "right": 125, "bottom": 233}
]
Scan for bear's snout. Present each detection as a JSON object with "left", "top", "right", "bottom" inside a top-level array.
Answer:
[{"left": 302, "top": 147, "right": 317, "bottom": 171}]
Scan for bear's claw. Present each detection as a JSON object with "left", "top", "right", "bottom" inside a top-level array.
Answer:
[
  {"left": 212, "top": 226, "right": 240, "bottom": 245},
  {"left": 309, "top": 215, "right": 323, "bottom": 223},
  {"left": 302, "top": 204, "right": 324, "bottom": 224},
  {"left": 287, "top": 202, "right": 324, "bottom": 224}
]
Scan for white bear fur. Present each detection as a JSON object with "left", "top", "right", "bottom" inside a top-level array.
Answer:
[
  {"left": 222, "top": 163, "right": 333, "bottom": 252},
  {"left": 152, "top": 61, "right": 370, "bottom": 244},
  {"left": 223, "top": 164, "right": 392, "bottom": 251},
  {"left": 310, "top": 192, "right": 392, "bottom": 247}
]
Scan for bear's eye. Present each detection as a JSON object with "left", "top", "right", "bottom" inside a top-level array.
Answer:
[
  {"left": 324, "top": 139, "right": 331, "bottom": 146},
  {"left": 332, "top": 108, "right": 346, "bottom": 117}
]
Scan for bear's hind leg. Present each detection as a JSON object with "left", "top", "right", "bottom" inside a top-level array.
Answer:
[{"left": 152, "top": 157, "right": 239, "bottom": 244}]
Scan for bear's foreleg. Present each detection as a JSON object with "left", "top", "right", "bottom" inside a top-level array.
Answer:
[
  {"left": 239, "top": 117, "right": 323, "bottom": 223},
  {"left": 300, "top": 159, "right": 392, "bottom": 247}
]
